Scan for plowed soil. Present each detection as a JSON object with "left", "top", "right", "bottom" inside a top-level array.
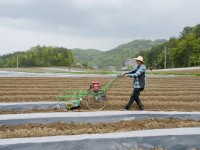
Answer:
[
  {"left": 0, "top": 76, "right": 200, "bottom": 143},
  {"left": 0, "top": 76, "right": 200, "bottom": 112},
  {"left": 1, "top": 118, "right": 200, "bottom": 138},
  {"left": 153, "top": 68, "right": 200, "bottom": 74}
]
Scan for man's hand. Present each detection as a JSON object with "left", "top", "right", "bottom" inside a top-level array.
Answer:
[
  {"left": 117, "top": 74, "right": 123, "bottom": 78},
  {"left": 123, "top": 74, "right": 129, "bottom": 78}
]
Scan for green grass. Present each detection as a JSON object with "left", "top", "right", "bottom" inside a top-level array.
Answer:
[
  {"left": 148, "top": 72, "right": 200, "bottom": 76},
  {"left": 65, "top": 71, "right": 119, "bottom": 75}
]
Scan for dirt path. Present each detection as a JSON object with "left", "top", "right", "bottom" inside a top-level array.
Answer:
[{"left": 0, "top": 118, "right": 200, "bottom": 139}]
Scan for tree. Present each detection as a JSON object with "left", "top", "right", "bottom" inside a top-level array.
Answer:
[{"left": 0, "top": 46, "right": 74, "bottom": 68}]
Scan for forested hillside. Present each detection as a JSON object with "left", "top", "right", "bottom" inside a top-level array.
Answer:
[
  {"left": 1, "top": 24, "right": 199, "bottom": 69},
  {"left": 138, "top": 24, "right": 200, "bottom": 69},
  {"left": 0, "top": 40, "right": 166, "bottom": 69},
  {"left": 0, "top": 46, "right": 74, "bottom": 67},
  {"left": 72, "top": 48, "right": 102, "bottom": 67},
  {"left": 90, "top": 39, "right": 166, "bottom": 68}
]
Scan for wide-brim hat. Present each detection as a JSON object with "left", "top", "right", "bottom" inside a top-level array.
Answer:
[{"left": 134, "top": 56, "right": 145, "bottom": 63}]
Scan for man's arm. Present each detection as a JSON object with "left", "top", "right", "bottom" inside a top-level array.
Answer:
[
  {"left": 128, "top": 66, "right": 145, "bottom": 77},
  {"left": 123, "top": 68, "right": 137, "bottom": 75}
]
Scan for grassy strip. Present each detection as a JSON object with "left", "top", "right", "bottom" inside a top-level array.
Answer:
[
  {"left": 0, "top": 68, "right": 119, "bottom": 75},
  {"left": 147, "top": 72, "right": 200, "bottom": 76},
  {"left": 64, "top": 71, "right": 119, "bottom": 75}
]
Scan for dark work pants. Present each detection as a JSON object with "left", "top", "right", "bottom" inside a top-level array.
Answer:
[{"left": 125, "top": 88, "right": 144, "bottom": 110}]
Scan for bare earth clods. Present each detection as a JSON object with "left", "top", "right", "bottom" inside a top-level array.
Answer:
[
  {"left": 1, "top": 118, "right": 200, "bottom": 139},
  {"left": 0, "top": 76, "right": 200, "bottom": 112},
  {"left": 0, "top": 76, "right": 200, "bottom": 142}
]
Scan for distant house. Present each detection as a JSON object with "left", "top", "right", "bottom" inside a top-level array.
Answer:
[
  {"left": 109, "top": 66, "right": 115, "bottom": 71},
  {"left": 76, "top": 63, "right": 82, "bottom": 67},
  {"left": 120, "top": 66, "right": 128, "bottom": 70},
  {"left": 92, "top": 65, "right": 99, "bottom": 69},
  {"left": 125, "top": 59, "right": 137, "bottom": 69}
]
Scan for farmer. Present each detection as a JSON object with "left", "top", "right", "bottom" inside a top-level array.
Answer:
[{"left": 123, "top": 56, "right": 146, "bottom": 111}]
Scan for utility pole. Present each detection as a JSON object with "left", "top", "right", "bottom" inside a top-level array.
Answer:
[
  {"left": 164, "top": 46, "right": 167, "bottom": 69},
  {"left": 17, "top": 56, "right": 18, "bottom": 69}
]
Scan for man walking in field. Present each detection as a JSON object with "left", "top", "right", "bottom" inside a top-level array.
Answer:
[{"left": 123, "top": 56, "right": 146, "bottom": 111}]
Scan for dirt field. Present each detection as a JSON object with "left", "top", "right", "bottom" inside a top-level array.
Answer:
[
  {"left": 1, "top": 118, "right": 200, "bottom": 138},
  {"left": 0, "top": 76, "right": 200, "bottom": 147},
  {"left": 152, "top": 68, "right": 200, "bottom": 74},
  {"left": 0, "top": 76, "right": 200, "bottom": 112}
]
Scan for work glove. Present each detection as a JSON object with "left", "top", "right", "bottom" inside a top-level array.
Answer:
[
  {"left": 123, "top": 72, "right": 129, "bottom": 76},
  {"left": 117, "top": 74, "right": 123, "bottom": 78}
]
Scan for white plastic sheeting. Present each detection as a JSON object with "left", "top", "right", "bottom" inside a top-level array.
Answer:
[
  {"left": 1, "top": 111, "right": 200, "bottom": 125},
  {"left": 0, "top": 70, "right": 172, "bottom": 78},
  {"left": 0, "top": 71, "right": 115, "bottom": 77},
  {"left": 0, "top": 102, "right": 66, "bottom": 111},
  {"left": 0, "top": 128, "right": 200, "bottom": 150}
]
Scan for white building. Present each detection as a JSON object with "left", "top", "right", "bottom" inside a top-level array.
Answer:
[
  {"left": 76, "top": 63, "right": 82, "bottom": 67},
  {"left": 109, "top": 66, "right": 115, "bottom": 71},
  {"left": 92, "top": 65, "right": 99, "bottom": 69},
  {"left": 125, "top": 59, "right": 137, "bottom": 69}
]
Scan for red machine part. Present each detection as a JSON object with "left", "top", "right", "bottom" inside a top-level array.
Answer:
[{"left": 91, "top": 81, "right": 100, "bottom": 92}]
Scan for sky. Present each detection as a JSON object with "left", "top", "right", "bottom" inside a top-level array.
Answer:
[{"left": 0, "top": 0, "right": 200, "bottom": 55}]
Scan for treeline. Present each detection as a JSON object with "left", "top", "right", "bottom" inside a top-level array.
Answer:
[
  {"left": 0, "top": 46, "right": 74, "bottom": 67},
  {"left": 1, "top": 24, "right": 199, "bottom": 69},
  {"left": 138, "top": 24, "right": 200, "bottom": 69},
  {"left": 90, "top": 39, "right": 166, "bottom": 68}
]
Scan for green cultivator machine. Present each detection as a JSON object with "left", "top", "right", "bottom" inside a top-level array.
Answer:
[{"left": 56, "top": 75, "right": 123, "bottom": 110}]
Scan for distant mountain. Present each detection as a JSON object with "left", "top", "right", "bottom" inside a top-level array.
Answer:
[
  {"left": 0, "top": 39, "right": 167, "bottom": 68},
  {"left": 71, "top": 48, "right": 102, "bottom": 66},
  {"left": 72, "top": 39, "right": 166, "bottom": 68}
]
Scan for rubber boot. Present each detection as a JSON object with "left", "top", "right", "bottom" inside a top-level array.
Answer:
[
  {"left": 124, "top": 97, "right": 135, "bottom": 110},
  {"left": 135, "top": 99, "right": 144, "bottom": 111}
]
